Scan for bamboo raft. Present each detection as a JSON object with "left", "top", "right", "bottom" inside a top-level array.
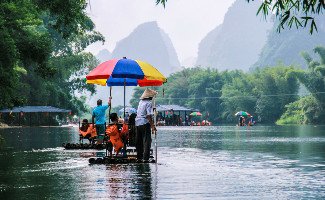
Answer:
[
  {"left": 62, "top": 143, "right": 106, "bottom": 150},
  {"left": 88, "top": 147, "right": 155, "bottom": 164},
  {"left": 88, "top": 156, "right": 156, "bottom": 164}
]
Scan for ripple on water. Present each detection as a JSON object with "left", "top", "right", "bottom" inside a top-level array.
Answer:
[{"left": 0, "top": 126, "right": 325, "bottom": 199}]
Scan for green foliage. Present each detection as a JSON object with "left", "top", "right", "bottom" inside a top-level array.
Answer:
[
  {"left": 276, "top": 99, "right": 304, "bottom": 125},
  {"left": 187, "top": 68, "right": 223, "bottom": 121},
  {"left": 221, "top": 70, "right": 256, "bottom": 122},
  {"left": 130, "top": 87, "right": 146, "bottom": 108},
  {"left": 0, "top": 0, "right": 103, "bottom": 114},
  {"left": 277, "top": 95, "right": 323, "bottom": 124},
  {"left": 296, "top": 46, "right": 325, "bottom": 106},
  {"left": 278, "top": 46, "right": 325, "bottom": 124},
  {"left": 246, "top": 0, "right": 325, "bottom": 34},
  {"left": 221, "top": 66, "right": 299, "bottom": 123},
  {"left": 130, "top": 66, "right": 300, "bottom": 124},
  {"left": 155, "top": 68, "right": 223, "bottom": 121},
  {"left": 155, "top": 0, "right": 167, "bottom": 7},
  {"left": 254, "top": 66, "right": 299, "bottom": 123}
]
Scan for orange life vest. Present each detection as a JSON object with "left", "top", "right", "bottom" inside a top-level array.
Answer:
[
  {"left": 106, "top": 124, "right": 128, "bottom": 152},
  {"left": 79, "top": 124, "right": 97, "bottom": 137}
]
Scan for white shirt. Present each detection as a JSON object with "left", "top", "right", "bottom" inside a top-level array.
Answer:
[{"left": 135, "top": 100, "right": 153, "bottom": 126}]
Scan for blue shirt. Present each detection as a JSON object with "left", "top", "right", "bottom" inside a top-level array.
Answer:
[{"left": 92, "top": 105, "right": 109, "bottom": 125}]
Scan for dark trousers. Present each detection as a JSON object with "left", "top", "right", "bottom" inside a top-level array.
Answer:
[
  {"left": 95, "top": 124, "right": 105, "bottom": 143},
  {"left": 136, "top": 123, "right": 152, "bottom": 161}
]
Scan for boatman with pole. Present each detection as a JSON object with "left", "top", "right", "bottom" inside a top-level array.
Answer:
[
  {"left": 135, "top": 88, "right": 157, "bottom": 163},
  {"left": 92, "top": 98, "right": 111, "bottom": 144}
]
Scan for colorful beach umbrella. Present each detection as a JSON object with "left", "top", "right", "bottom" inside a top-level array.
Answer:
[
  {"left": 86, "top": 57, "right": 167, "bottom": 118},
  {"left": 235, "top": 111, "right": 251, "bottom": 117},
  {"left": 86, "top": 57, "right": 167, "bottom": 87},
  {"left": 190, "top": 112, "right": 202, "bottom": 116}
]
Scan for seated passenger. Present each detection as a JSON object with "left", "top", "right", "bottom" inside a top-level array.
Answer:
[
  {"left": 118, "top": 116, "right": 124, "bottom": 124},
  {"left": 127, "top": 113, "right": 137, "bottom": 146},
  {"left": 79, "top": 119, "right": 96, "bottom": 143},
  {"left": 106, "top": 113, "right": 128, "bottom": 156}
]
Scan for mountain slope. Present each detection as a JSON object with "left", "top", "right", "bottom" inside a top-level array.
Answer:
[
  {"left": 111, "top": 21, "right": 180, "bottom": 76},
  {"left": 96, "top": 49, "right": 111, "bottom": 63},
  {"left": 254, "top": 17, "right": 325, "bottom": 69},
  {"left": 196, "top": 0, "right": 271, "bottom": 71}
]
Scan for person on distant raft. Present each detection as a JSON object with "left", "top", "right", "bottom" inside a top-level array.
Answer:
[
  {"left": 92, "top": 98, "right": 111, "bottom": 144},
  {"left": 248, "top": 116, "right": 255, "bottom": 126},
  {"left": 238, "top": 116, "right": 243, "bottom": 126},
  {"left": 242, "top": 116, "right": 246, "bottom": 126},
  {"left": 135, "top": 88, "right": 157, "bottom": 163}
]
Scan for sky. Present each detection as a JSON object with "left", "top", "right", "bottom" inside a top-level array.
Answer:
[{"left": 86, "top": 0, "right": 236, "bottom": 62}]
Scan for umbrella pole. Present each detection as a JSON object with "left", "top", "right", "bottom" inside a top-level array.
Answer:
[
  {"left": 124, "top": 78, "right": 126, "bottom": 119},
  {"left": 106, "top": 86, "right": 112, "bottom": 157},
  {"left": 109, "top": 86, "right": 112, "bottom": 123},
  {"left": 153, "top": 96, "right": 157, "bottom": 163}
]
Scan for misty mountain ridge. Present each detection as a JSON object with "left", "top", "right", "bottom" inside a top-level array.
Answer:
[
  {"left": 89, "top": 21, "right": 180, "bottom": 106},
  {"left": 254, "top": 16, "right": 325, "bottom": 69},
  {"left": 96, "top": 49, "right": 111, "bottom": 63},
  {"left": 196, "top": 0, "right": 272, "bottom": 71},
  {"left": 111, "top": 21, "right": 180, "bottom": 76},
  {"left": 181, "top": 56, "right": 197, "bottom": 67}
]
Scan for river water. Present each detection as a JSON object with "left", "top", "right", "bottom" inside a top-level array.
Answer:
[{"left": 0, "top": 125, "right": 324, "bottom": 199}]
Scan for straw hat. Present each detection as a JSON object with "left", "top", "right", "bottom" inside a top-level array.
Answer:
[{"left": 140, "top": 88, "right": 158, "bottom": 99}]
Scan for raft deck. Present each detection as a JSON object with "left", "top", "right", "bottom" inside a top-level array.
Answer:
[
  {"left": 63, "top": 143, "right": 105, "bottom": 150},
  {"left": 89, "top": 156, "right": 156, "bottom": 164}
]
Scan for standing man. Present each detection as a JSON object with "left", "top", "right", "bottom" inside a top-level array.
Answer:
[
  {"left": 135, "top": 88, "right": 157, "bottom": 163},
  {"left": 92, "top": 98, "right": 111, "bottom": 144}
]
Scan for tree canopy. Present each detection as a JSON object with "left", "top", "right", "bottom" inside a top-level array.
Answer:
[
  {"left": 278, "top": 46, "right": 325, "bottom": 124},
  {"left": 130, "top": 44, "right": 325, "bottom": 125},
  {"left": 130, "top": 66, "right": 300, "bottom": 124},
  {"left": 0, "top": 0, "right": 104, "bottom": 114}
]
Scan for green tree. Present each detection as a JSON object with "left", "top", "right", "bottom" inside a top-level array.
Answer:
[
  {"left": 221, "top": 70, "right": 256, "bottom": 122},
  {"left": 299, "top": 46, "right": 325, "bottom": 105},
  {"left": 187, "top": 68, "right": 223, "bottom": 121},
  {"left": 130, "top": 87, "right": 146, "bottom": 108},
  {"left": 276, "top": 95, "right": 322, "bottom": 124},
  {"left": 254, "top": 66, "right": 299, "bottom": 123},
  {"left": 287, "top": 46, "right": 325, "bottom": 123},
  {"left": 0, "top": 0, "right": 104, "bottom": 114},
  {"left": 130, "top": 66, "right": 300, "bottom": 124},
  {"left": 159, "top": 68, "right": 193, "bottom": 106}
]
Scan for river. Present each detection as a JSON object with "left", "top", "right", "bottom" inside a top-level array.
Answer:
[{"left": 0, "top": 125, "right": 324, "bottom": 199}]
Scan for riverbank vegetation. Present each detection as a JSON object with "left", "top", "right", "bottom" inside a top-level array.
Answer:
[
  {"left": 0, "top": 0, "right": 103, "bottom": 114},
  {"left": 131, "top": 46, "right": 325, "bottom": 125}
]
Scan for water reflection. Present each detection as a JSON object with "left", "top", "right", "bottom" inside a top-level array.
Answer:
[
  {"left": 79, "top": 164, "right": 154, "bottom": 199},
  {"left": 132, "top": 164, "right": 153, "bottom": 199},
  {"left": 0, "top": 125, "right": 324, "bottom": 199}
]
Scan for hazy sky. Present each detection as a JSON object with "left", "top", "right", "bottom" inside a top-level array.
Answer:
[{"left": 86, "top": 0, "right": 235, "bottom": 62}]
